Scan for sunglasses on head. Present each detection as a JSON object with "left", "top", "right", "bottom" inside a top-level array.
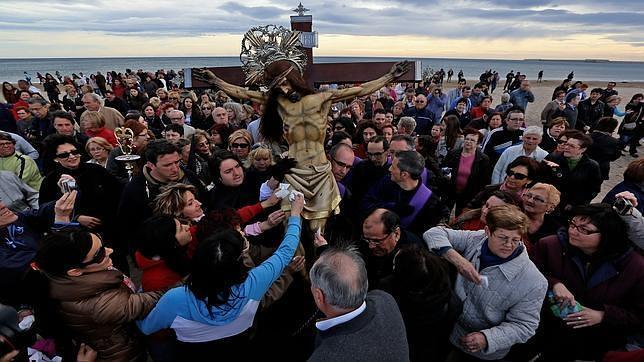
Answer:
[
  {"left": 56, "top": 149, "right": 81, "bottom": 159},
  {"left": 80, "top": 245, "right": 106, "bottom": 267},
  {"left": 231, "top": 142, "right": 249, "bottom": 149},
  {"left": 506, "top": 169, "right": 528, "bottom": 180},
  {"left": 557, "top": 139, "right": 567, "bottom": 144}
]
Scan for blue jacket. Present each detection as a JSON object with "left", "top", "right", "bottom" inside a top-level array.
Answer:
[
  {"left": 402, "top": 107, "right": 434, "bottom": 134},
  {"left": 137, "top": 216, "right": 301, "bottom": 342},
  {"left": 509, "top": 89, "right": 535, "bottom": 111}
]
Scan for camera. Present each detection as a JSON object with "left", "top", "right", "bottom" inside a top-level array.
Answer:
[
  {"left": 613, "top": 198, "right": 633, "bottom": 215},
  {"left": 60, "top": 179, "right": 78, "bottom": 193}
]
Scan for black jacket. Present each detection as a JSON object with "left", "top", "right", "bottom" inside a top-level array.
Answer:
[
  {"left": 577, "top": 99, "right": 604, "bottom": 130},
  {"left": 588, "top": 131, "right": 621, "bottom": 180},
  {"left": 482, "top": 126, "right": 523, "bottom": 165},
  {"left": 403, "top": 106, "right": 434, "bottom": 135},
  {"left": 544, "top": 153, "right": 602, "bottom": 207},
  {"left": 441, "top": 148, "right": 491, "bottom": 206}
]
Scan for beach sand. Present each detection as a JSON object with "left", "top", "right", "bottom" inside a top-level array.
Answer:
[{"left": 3, "top": 80, "right": 642, "bottom": 200}]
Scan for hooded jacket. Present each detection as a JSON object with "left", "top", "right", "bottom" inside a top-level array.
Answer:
[{"left": 47, "top": 269, "right": 162, "bottom": 362}]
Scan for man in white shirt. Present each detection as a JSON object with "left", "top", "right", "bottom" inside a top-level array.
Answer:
[{"left": 491, "top": 126, "right": 548, "bottom": 184}]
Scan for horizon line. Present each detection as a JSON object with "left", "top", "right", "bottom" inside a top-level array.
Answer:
[{"left": 1, "top": 55, "right": 642, "bottom": 63}]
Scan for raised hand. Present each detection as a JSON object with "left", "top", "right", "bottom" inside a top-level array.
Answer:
[
  {"left": 391, "top": 61, "right": 411, "bottom": 78},
  {"left": 192, "top": 68, "right": 220, "bottom": 85}
]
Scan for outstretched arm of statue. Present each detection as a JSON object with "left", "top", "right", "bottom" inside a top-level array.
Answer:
[
  {"left": 329, "top": 61, "right": 411, "bottom": 102},
  {"left": 193, "top": 68, "right": 266, "bottom": 104}
]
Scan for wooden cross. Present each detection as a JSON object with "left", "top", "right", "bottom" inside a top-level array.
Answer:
[{"left": 185, "top": 4, "right": 419, "bottom": 88}]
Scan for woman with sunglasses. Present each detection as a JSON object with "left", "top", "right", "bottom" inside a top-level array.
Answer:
[
  {"left": 466, "top": 156, "right": 540, "bottom": 211},
  {"left": 185, "top": 130, "right": 213, "bottom": 186},
  {"left": 533, "top": 199, "right": 644, "bottom": 361},
  {"left": 228, "top": 129, "right": 253, "bottom": 168},
  {"left": 34, "top": 230, "right": 162, "bottom": 361},
  {"left": 424, "top": 204, "right": 547, "bottom": 360},
  {"left": 39, "top": 135, "right": 123, "bottom": 262}
]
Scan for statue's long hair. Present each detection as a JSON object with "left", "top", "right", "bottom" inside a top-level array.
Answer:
[{"left": 260, "top": 60, "right": 315, "bottom": 144}]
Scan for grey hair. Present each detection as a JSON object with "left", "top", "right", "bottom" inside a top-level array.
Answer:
[
  {"left": 82, "top": 92, "right": 104, "bottom": 106},
  {"left": 223, "top": 102, "right": 244, "bottom": 124},
  {"left": 310, "top": 246, "right": 368, "bottom": 310},
  {"left": 501, "top": 93, "right": 510, "bottom": 102},
  {"left": 523, "top": 125, "right": 543, "bottom": 137},
  {"left": 398, "top": 117, "right": 416, "bottom": 133},
  {"left": 390, "top": 134, "right": 415, "bottom": 151},
  {"left": 27, "top": 97, "right": 48, "bottom": 106},
  {"left": 169, "top": 109, "right": 185, "bottom": 118},
  {"left": 395, "top": 150, "right": 424, "bottom": 180}
]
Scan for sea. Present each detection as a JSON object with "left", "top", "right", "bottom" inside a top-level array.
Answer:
[{"left": 1, "top": 56, "right": 643, "bottom": 83}]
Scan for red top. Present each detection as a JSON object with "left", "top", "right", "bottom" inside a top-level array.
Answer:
[
  {"left": 86, "top": 127, "right": 118, "bottom": 146},
  {"left": 134, "top": 251, "right": 182, "bottom": 292}
]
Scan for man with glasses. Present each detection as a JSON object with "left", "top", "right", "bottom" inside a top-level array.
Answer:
[
  {"left": 351, "top": 136, "right": 391, "bottom": 207},
  {"left": 0, "top": 132, "right": 42, "bottom": 190},
  {"left": 168, "top": 110, "right": 195, "bottom": 138},
  {"left": 402, "top": 94, "right": 433, "bottom": 135},
  {"left": 360, "top": 208, "right": 424, "bottom": 288},
  {"left": 491, "top": 126, "right": 548, "bottom": 184},
  {"left": 544, "top": 130, "right": 602, "bottom": 208},
  {"left": 483, "top": 108, "right": 525, "bottom": 165}
]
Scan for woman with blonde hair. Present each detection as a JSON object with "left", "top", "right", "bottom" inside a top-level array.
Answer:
[
  {"left": 153, "top": 183, "right": 204, "bottom": 224},
  {"left": 80, "top": 111, "right": 118, "bottom": 146},
  {"left": 246, "top": 144, "right": 274, "bottom": 199},
  {"left": 85, "top": 136, "right": 113, "bottom": 168},
  {"left": 223, "top": 101, "right": 245, "bottom": 129},
  {"left": 228, "top": 129, "right": 253, "bottom": 167},
  {"left": 520, "top": 182, "right": 562, "bottom": 245}
]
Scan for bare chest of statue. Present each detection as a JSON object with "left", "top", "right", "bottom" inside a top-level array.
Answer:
[{"left": 277, "top": 95, "right": 328, "bottom": 165}]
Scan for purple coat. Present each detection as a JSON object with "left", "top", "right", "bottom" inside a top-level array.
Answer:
[{"left": 533, "top": 230, "right": 644, "bottom": 356}]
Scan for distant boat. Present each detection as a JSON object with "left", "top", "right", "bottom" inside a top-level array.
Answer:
[
  {"left": 524, "top": 58, "right": 611, "bottom": 63},
  {"left": 584, "top": 59, "right": 610, "bottom": 63}
]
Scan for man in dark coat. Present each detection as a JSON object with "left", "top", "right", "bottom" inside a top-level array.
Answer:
[
  {"left": 576, "top": 88, "right": 605, "bottom": 131},
  {"left": 402, "top": 94, "right": 433, "bottom": 135},
  {"left": 308, "top": 247, "right": 409, "bottom": 362}
]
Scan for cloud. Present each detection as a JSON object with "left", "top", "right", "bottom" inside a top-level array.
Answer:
[{"left": 0, "top": 0, "right": 642, "bottom": 59}]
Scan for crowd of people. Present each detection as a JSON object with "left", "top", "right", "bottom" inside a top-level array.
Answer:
[{"left": 0, "top": 66, "right": 643, "bottom": 362}]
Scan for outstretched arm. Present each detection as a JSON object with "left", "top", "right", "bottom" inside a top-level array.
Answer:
[
  {"left": 329, "top": 61, "right": 411, "bottom": 102},
  {"left": 193, "top": 68, "right": 266, "bottom": 104}
]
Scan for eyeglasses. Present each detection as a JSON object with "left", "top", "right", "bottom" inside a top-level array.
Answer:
[
  {"left": 361, "top": 228, "right": 397, "bottom": 245},
  {"left": 506, "top": 169, "right": 528, "bottom": 180},
  {"left": 332, "top": 157, "right": 353, "bottom": 170},
  {"left": 367, "top": 151, "right": 385, "bottom": 157},
  {"left": 568, "top": 220, "right": 599, "bottom": 235},
  {"left": 55, "top": 149, "right": 81, "bottom": 159},
  {"left": 493, "top": 233, "right": 522, "bottom": 247},
  {"left": 562, "top": 142, "right": 580, "bottom": 149},
  {"left": 415, "top": 100, "right": 426, "bottom": 103},
  {"left": 508, "top": 117, "right": 524, "bottom": 122},
  {"left": 522, "top": 192, "right": 546, "bottom": 204},
  {"left": 231, "top": 143, "right": 249, "bottom": 149},
  {"left": 202, "top": 107, "right": 212, "bottom": 111}
]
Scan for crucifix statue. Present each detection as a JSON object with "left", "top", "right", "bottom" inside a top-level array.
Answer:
[{"left": 194, "top": 25, "right": 410, "bottom": 232}]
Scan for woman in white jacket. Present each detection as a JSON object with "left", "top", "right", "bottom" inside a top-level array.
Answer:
[{"left": 423, "top": 204, "right": 547, "bottom": 360}]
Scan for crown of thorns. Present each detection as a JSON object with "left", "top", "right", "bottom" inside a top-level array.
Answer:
[{"left": 240, "top": 25, "right": 307, "bottom": 86}]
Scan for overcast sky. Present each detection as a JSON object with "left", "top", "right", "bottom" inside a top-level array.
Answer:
[{"left": 2, "top": 0, "right": 643, "bottom": 60}]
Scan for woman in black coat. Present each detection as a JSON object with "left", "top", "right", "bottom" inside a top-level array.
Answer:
[
  {"left": 587, "top": 117, "right": 621, "bottom": 180},
  {"left": 441, "top": 128, "right": 491, "bottom": 214}
]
